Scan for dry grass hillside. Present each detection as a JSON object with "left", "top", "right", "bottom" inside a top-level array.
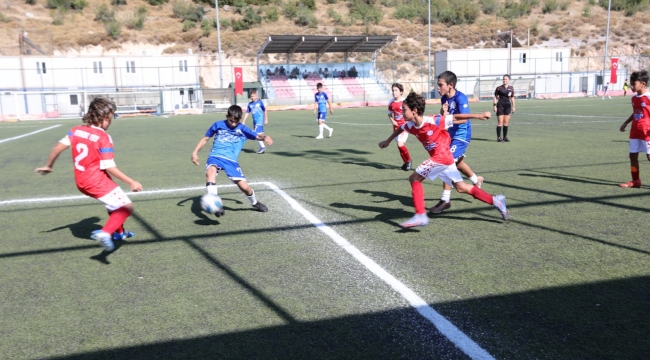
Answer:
[{"left": 0, "top": 0, "right": 649, "bottom": 64}]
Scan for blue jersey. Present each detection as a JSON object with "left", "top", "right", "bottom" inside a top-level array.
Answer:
[
  {"left": 246, "top": 100, "right": 266, "bottom": 126},
  {"left": 441, "top": 91, "right": 471, "bottom": 141},
  {"left": 205, "top": 120, "right": 258, "bottom": 162},
  {"left": 315, "top": 92, "right": 329, "bottom": 113}
]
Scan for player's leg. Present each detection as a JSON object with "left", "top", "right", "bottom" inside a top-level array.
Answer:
[
  {"left": 396, "top": 131, "right": 411, "bottom": 170},
  {"left": 92, "top": 186, "right": 135, "bottom": 250},
  {"left": 220, "top": 159, "right": 268, "bottom": 212},
  {"left": 496, "top": 113, "right": 505, "bottom": 142},
  {"left": 316, "top": 115, "right": 325, "bottom": 139},
  {"left": 451, "top": 180, "right": 508, "bottom": 221},
  {"left": 205, "top": 161, "right": 219, "bottom": 195},
  {"left": 320, "top": 113, "right": 333, "bottom": 137},
  {"left": 400, "top": 159, "right": 439, "bottom": 227},
  {"left": 502, "top": 105, "right": 511, "bottom": 141},
  {"left": 255, "top": 125, "right": 266, "bottom": 154},
  {"left": 621, "top": 141, "right": 643, "bottom": 187}
]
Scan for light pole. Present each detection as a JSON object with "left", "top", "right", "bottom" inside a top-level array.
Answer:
[
  {"left": 215, "top": 0, "right": 224, "bottom": 88},
  {"left": 427, "top": 0, "right": 431, "bottom": 99},
  {"left": 602, "top": 0, "right": 611, "bottom": 91}
]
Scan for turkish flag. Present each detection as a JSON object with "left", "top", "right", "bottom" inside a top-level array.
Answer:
[
  {"left": 234, "top": 67, "right": 243, "bottom": 96},
  {"left": 610, "top": 58, "right": 618, "bottom": 84}
]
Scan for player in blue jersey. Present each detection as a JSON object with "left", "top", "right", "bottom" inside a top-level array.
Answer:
[
  {"left": 242, "top": 89, "right": 269, "bottom": 154},
  {"left": 313, "top": 83, "right": 334, "bottom": 139},
  {"left": 191, "top": 105, "right": 273, "bottom": 216},
  {"left": 430, "top": 71, "right": 485, "bottom": 214}
]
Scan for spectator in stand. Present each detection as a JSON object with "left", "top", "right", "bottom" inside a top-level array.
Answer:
[
  {"left": 319, "top": 68, "right": 324, "bottom": 77},
  {"left": 279, "top": 66, "right": 286, "bottom": 76},
  {"left": 274, "top": 67, "right": 279, "bottom": 76},
  {"left": 333, "top": 69, "right": 339, "bottom": 78},
  {"left": 266, "top": 68, "right": 272, "bottom": 78},
  {"left": 349, "top": 66, "right": 358, "bottom": 78},
  {"left": 302, "top": 68, "right": 309, "bottom": 79},
  {"left": 290, "top": 66, "right": 299, "bottom": 79},
  {"left": 340, "top": 69, "right": 346, "bottom": 78},
  {"left": 324, "top": 68, "right": 329, "bottom": 79}
]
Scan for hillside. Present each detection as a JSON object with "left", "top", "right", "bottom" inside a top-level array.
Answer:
[{"left": 0, "top": 0, "right": 648, "bottom": 65}]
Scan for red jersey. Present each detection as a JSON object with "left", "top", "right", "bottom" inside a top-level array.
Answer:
[
  {"left": 630, "top": 93, "right": 650, "bottom": 140},
  {"left": 60, "top": 125, "right": 117, "bottom": 197},
  {"left": 388, "top": 98, "right": 405, "bottom": 127},
  {"left": 401, "top": 115, "right": 455, "bottom": 165}
]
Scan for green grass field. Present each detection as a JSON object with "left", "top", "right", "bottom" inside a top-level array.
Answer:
[{"left": 1, "top": 97, "right": 649, "bottom": 359}]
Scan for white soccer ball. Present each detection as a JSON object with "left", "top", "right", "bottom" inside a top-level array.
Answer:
[{"left": 201, "top": 194, "right": 224, "bottom": 214}]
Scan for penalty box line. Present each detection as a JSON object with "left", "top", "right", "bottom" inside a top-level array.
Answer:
[
  {"left": 1, "top": 182, "right": 494, "bottom": 359},
  {"left": 0, "top": 124, "right": 61, "bottom": 144}
]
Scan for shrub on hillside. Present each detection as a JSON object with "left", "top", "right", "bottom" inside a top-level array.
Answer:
[
  {"left": 105, "top": 20, "right": 121, "bottom": 39},
  {"left": 147, "top": 0, "right": 168, "bottom": 4},
  {"left": 426, "top": 0, "right": 478, "bottom": 25},
  {"left": 282, "top": 1, "right": 298, "bottom": 19},
  {"left": 479, "top": 0, "right": 500, "bottom": 14},
  {"left": 173, "top": 0, "right": 206, "bottom": 22},
  {"left": 26, "top": 0, "right": 37, "bottom": 5},
  {"left": 46, "top": 0, "right": 87, "bottom": 10},
  {"left": 499, "top": 0, "right": 538, "bottom": 20},
  {"left": 111, "top": 0, "right": 126, "bottom": 5},
  {"left": 200, "top": 18, "right": 212, "bottom": 36},
  {"left": 393, "top": 2, "right": 424, "bottom": 21},
  {"left": 542, "top": 0, "right": 558, "bottom": 13},
  {"left": 125, "top": 6, "right": 147, "bottom": 29},
  {"left": 348, "top": 0, "right": 382, "bottom": 25},
  {"left": 300, "top": 0, "right": 316, "bottom": 10},
  {"left": 599, "top": 0, "right": 649, "bottom": 16},
  {"left": 94, "top": 3, "right": 115, "bottom": 23},
  {"left": 182, "top": 19, "right": 195, "bottom": 31},
  {"left": 265, "top": 5, "right": 279, "bottom": 21},
  {"left": 294, "top": 8, "right": 317, "bottom": 27}
]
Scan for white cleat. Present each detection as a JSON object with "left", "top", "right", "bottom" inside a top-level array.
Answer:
[
  {"left": 91, "top": 230, "right": 115, "bottom": 251},
  {"left": 315, "top": 134, "right": 324, "bottom": 139},
  {"left": 493, "top": 194, "right": 509, "bottom": 221},
  {"left": 399, "top": 213, "right": 429, "bottom": 228},
  {"left": 328, "top": 128, "right": 333, "bottom": 138}
]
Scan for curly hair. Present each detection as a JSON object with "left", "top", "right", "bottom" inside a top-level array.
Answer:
[
  {"left": 83, "top": 98, "right": 116, "bottom": 126},
  {"left": 403, "top": 92, "right": 426, "bottom": 116}
]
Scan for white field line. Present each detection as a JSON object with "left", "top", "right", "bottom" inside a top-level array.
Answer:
[
  {"left": 1, "top": 182, "right": 494, "bottom": 359},
  {"left": 0, "top": 125, "right": 61, "bottom": 144}
]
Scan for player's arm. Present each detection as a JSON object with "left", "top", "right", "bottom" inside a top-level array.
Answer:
[
  {"left": 313, "top": 101, "right": 317, "bottom": 115},
  {"left": 105, "top": 167, "right": 142, "bottom": 192},
  {"left": 493, "top": 91, "right": 499, "bottom": 112},
  {"left": 440, "top": 103, "right": 449, "bottom": 115},
  {"left": 264, "top": 109, "right": 268, "bottom": 126},
  {"left": 510, "top": 89, "right": 516, "bottom": 113},
  {"left": 327, "top": 99, "right": 334, "bottom": 114},
  {"left": 379, "top": 127, "right": 404, "bottom": 148},
  {"left": 191, "top": 136, "right": 210, "bottom": 165},
  {"left": 620, "top": 114, "right": 634, "bottom": 132},
  {"left": 387, "top": 111, "right": 398, "bottom": 127},
  {"left": 35, "top": 142, "right": 69, "bottom": 176},
  {"left": 242, "top": 112, "right": 249, "bottom": 125},
  {"left": 256, "top": 133, "right": 273, "bottom": 145}
]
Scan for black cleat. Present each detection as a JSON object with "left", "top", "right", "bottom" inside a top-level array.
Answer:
[
  {"left": 428, "top": 200, "right": 451, "bottom": 214},
  {"left": 252, "top": 201, "right": 268, "bottom": 212},
  {"left": 401, "top": 160, "right": 412, "bottom": 171},
  {"left": 503, "top": 137, "right": 510, "bottom": 142},
  {"left": 214, "top": 209, "right": 225, "bottom": 218},
  {"left": 497, "top": 137, "right": 503, "bottom": 142}
]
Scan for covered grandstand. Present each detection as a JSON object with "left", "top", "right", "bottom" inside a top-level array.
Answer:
[{"left": 256, "top": 35, "right": 397, "bottom": 105}]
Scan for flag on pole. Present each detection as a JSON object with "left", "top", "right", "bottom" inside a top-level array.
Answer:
[
  {"left": 234, "top": 67, "right": 243, "bottom": 95},
  {"left": 610, "top": 58, "right": 618, "bottom": 84}
]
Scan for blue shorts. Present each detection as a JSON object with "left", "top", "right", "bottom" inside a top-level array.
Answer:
[
  {"left": 450, "top": 139, "right": 469, "bottom": 162},
  {"left": 205, "top": 157, "right": 245, "bottom": 181},
  {"left": 254, "top": 124, "right": 264, "bottom": 133},
  {"left": 317, "top": 112, "right": 327, "bottom": 121}
]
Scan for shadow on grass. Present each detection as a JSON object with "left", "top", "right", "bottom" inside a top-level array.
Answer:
[
  {"left": 518, "top": 172, "right": 619, "bottom": 187},
  {"left": 46, "top": 276, "right": 650, "bottom": 359},
  {"left": 177, "top": 196, "right": 248, "bottom": 226},
  {"left": 44, "top": 216, "right": 102, "bottom": 240},
  {"left": 272, "top": 149, "right": 397, "bottom": 170}
]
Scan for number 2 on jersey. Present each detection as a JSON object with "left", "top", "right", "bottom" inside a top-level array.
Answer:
[{"left": 74, "top": 143, "right": 88, "bottom": 171}]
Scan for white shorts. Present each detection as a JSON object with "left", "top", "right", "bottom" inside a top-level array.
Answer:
[
  {"left": 629, "top": 139, "right": 650, "bottom": 154},
  {"left": 97, "top": 186, "right": 132, "bottom": 211},
  {"left": 394, "top": 131, "right": 409, "bottom": 143},
  {"left": 415, "top": 158, "right": 464, "bottom": 184}
]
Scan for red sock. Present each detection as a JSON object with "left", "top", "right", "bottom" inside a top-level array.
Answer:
[
  {"left": 398, "top": 145, "right": 411, "bottom": 163},
  {"left": 411, "top": 181, "right": 426, "bottom": 214},
  {"left": 469, "top": 186, "right": 494, "bottom": 205},
  {"left": 102, "top": 207, "right": 132, "bottom": 234},
  {"left": 107, "top": 210, "right": 125, "bottom": 233},
  {"left": 631, "top": 166, "right": 640, "bottom": 181}
]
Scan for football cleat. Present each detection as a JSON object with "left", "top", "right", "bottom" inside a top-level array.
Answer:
[
  {"left": 493, "top": 194, "right": 509, "bottom": 221},
  {"left": 476, "top": 175, "right": 484, "bottom": 189},
  {"left": 497, "top": 137, "right": 503, "bottom": 142},
  {"left": 429, "top": 200, "right": 451, "bottom": 214},
  {"left": 315, "top": 134, "right": 324, "bottom": 139},
  {"left": 252, "top": 201, "right": 268, "bottom": 212},
  {"left": 620, "top": 180, "right": 642, "bottom": 188},
  {"left": 112, "top": 230, "right": 135, "bottom": 241},
  {"left": 401, "top": 160, "right": 412, "bottom": 171},
  {"left": 328, "top": 128, "right": 333, "bottom": 138},
  {"left": 399, "top": 213, "right": 429, "bottom": 228},
  {"left": 214, "top": 209, "right": 225, "bottom": 218},
  {"left": 503, "top": 137, "right": 510, "bottom": 142},
  {"left": 257, "top": 148, "right": 266, "bottom": 154},
  {"left": 91, "top": 230, "right": 115, "bottom": 251}
]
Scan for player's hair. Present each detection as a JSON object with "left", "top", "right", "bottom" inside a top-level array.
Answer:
[
  {"left": 316, "top": 83, "right": 323, "bottom": 88},
  {"left": 227, "top": 105, "right": 243, "bottom": 122},
  {"left": 249, "top": 89, "right": 257, "bottom": 96},
  {"left": 438, "top": 71, "right": 457, "bottom": 88},
  {"left": 631, "top": 70, "right": 649, "bottom": 85},
  {"left": 403, "top": 92, "right": 426, "bottom": 116},
  {"left": 503, "top": 74, "right": 511, "bottom": 80},
  {"left": 82, "top": 98, "right": 116, "bottom": 126},
  {"left": 391, "top": 83, "right": 404, "bottom": 93}
]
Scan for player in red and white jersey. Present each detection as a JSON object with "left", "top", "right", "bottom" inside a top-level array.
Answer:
[
  {"left": 387, "top": 83, "right": 412, "bottom": 170},
  {"left": 379, "top": 92, "right": 508, "bottom": 228},
  {"left": 619, "top": 70, "right": 650, "bottom": 188},
  {"left": 35, "top": 98, "right": 142, "bottom": 251}
]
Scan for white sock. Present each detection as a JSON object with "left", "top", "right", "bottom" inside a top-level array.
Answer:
[
  {"left": 247, "top": 190, "right": 257, "bottom": 205},
  {"left": 441, "top": 190, "right": 451, "bottom": 202},
  {"left": 469, "top": 174, "right": 478, "bottom": 184},
  {"left": 207, "top": 184, "right": 218, "bottom": 195},
  {"left": 318, "top": 124, "right": 324, "bottom": 136},
  {"left": 258, "top": 140, "right": 265, "bottom": 149},
  {"left": 323, "top": 124, "right": 332, "bottom": 130}
]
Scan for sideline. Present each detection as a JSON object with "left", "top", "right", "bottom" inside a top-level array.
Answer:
[{"left": 0, "top": 125, "right": 61, "bottom": 144}]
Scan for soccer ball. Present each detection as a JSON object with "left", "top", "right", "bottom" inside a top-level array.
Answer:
[{"left": 201, "top": 194, "right": 224, "bottom": 214}]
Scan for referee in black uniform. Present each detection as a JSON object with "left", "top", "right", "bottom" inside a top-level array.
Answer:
[{"left": 493, "top": 74, "right": 516, "bottom": 142}]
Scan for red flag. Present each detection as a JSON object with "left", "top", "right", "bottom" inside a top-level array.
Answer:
[
  {"left": 610, "top": 58, "right": 618, "bottom": 84},
  {"left": 234, "top": 67, "right": 243, "bottom": 96}
]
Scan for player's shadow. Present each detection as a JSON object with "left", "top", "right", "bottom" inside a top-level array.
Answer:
[
  {"left": 241, "top": 148, "right": 256, "bottom": 154},
  {"left": 518, "top": 172, "right": 618, "bottom": 187},
  {"left": 469, "top": 137, "right": 491, "bottom": 142},
  {"left": 330, "top": 202, "right": 414, "bottom": 230},
  {"left": 340, "top": 160, "right": 393, "bottom": 170},
  {"left": 44, "top": 216, "right": 102, "bottom": 240},
  {"left": 611, "top": 140, "right": 628, "bottom": 143},
  {"left": 354, "top": 189, "right": 471, "bottom": 206},
  {"left": 291, "top": 135, "right": 317, "bottom": 139},
  {"left": 89, "top": 241, "right": 126, "bottom": 265}
]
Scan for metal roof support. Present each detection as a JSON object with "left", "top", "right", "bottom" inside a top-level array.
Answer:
[
  {"left": 316, "top": 37, "right": 337, "bottom": 63},
  {"left": 287, "top": 36, "right": 305, "bottom": 64},
  {"left": 256, "top": 37, "right": 271, "bottom": 82},
  {"left": 346, "top": 36, "right": 368, "bottom": 55}
]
